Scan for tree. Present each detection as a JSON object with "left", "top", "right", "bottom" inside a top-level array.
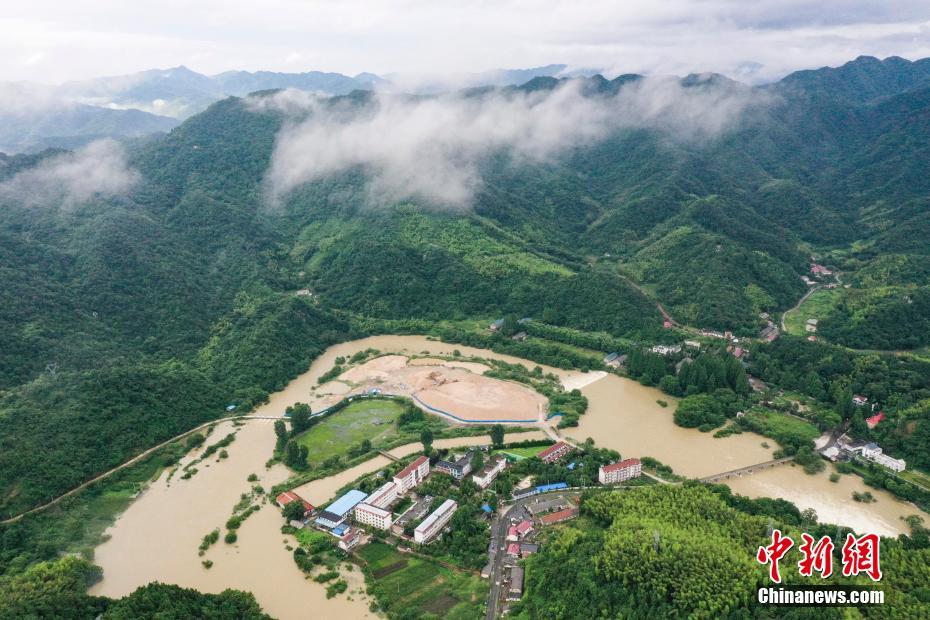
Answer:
[
  {"left": 283, "top": 499, "right": 307, "bottom": 522},
  {"left": 491, "top": 424, "right": 505, "bottom": 447},
  {"left": 274, "top": 420, "right": 288, "bottom": 451},
  {"left": 420, "top": 428, "right": 434, "bottom": 455},
  {"left": 283, "top": 441, "right": 308, "bottom": 469},
  {"left": 471, "top": 451, "right": 485, "bottom": 473},
  {"left": 288, "top": 402, "right": 312, "bottom": 436}
]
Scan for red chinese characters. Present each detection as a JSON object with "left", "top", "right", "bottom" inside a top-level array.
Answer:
[
  {"left": 841, "top": 533, "right": 882, "bottom": 582},
  {"left": 756, "top": 529, "right": 794, "bottom": 583},
  {"left": 797, "top": 533, "right": 834, "bottom": 578}
]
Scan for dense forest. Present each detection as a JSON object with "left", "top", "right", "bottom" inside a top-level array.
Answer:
[{"left": 514, "top": 485, "right": 930, "bottom": 619}]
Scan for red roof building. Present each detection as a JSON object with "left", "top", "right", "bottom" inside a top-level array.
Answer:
[
  {"left": 866, "top": 412, "right": 886, "bottom": 430},
  {"left": 506, "top": 543, "right": 521, "bottom": 556},
  {"left": 393, "top": 455, "right": 430, "bottom": 492},
  {"left": 538, "top": 507, "right": 579, "bottom": 526},
  {"left": 507, "top": 520, "right": 534, "bottom": 541},
  {"left": 537, "top": 441, "right": 573, "bottom": 464},
  {"left": 598, "top": 458, "right": 642, "bottom": 484},
  {"left": 275, "top": 491, "right": 314, "bottom": 517}
]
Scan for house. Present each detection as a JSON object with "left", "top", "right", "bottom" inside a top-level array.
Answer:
[
  {"left": 805, "top": 319, "right": 818, "bottom": 333},
  {"left": 354, "top": 503, "right": 393, "bottom": 530},
  {"left": 651, "top": 344, "right": 682, "bottom": 356},
  {"left": 810, "top": 264, "right": 833, "bottom": 276},
  {"left": 663, "top": 319, "right": 673, "bottom": 329},
  {"left": 365, "top": 481, "right": 399, "bottom": 509},
  {"left": 731, "top": 347, "right": 746, "bottom": 360},
  {"left": 598, "top": 458, "right": 642, "bottom": 484},
  {"left": 337, "top": 526, "right": 361, "bottom": 551},
  {"left": 434, "top": 452, "right": 473, "bottom": 480},
  {"left": 539, "top": 507, "right": 578, "bottom": 526},
  {"left": 315, "top": 489, "right": 369, "bottom": 530},
  {"left": 807, "top": 335, "right": 817, "bottom": 342},
  {"left": 701, "top": 330, "right": 726, "bottom": 339},
  {"left": 481, "top": 563, "right": 494, "bottom": 579},
  {"left": 760, "top": 324, "right": 779, "bottom": 341},
  {"left": 506, "top": 542, "right": 521, "bottom": 557},
  {"left": 275, "top": 491, "right": 314, "bottom": 519},
  {"left": 537, "top": 441, "right": 573, "bottom": 464},
  {"left": 852, "top": 395, "right": 869, "bottom": 406},
  {"left": 684, "top": 340, "right": 701, "bottom": 349},
  {"left": 414, "top": 499, "right": 458, "bottom": 544},
  {"left": 866, "top": 411, "right": 886, "bottom": 430},
  {"left": 512, "top": 331, "right": 528, "bottom": 342},
  {"left": 604, "top": 352, "right": 625, "bottom": 368},
  {"left": 519, "top": 542, "right": 540, "bottom": 556},
  {"left": 490, "top": 319, "right": 504, "bottom": 331},
  {"left": 801, "top": 276, "right": 816, "bottom": 286},
  {"left": 393, "top": 455, "right": 430, "bottom": 492},
  {"left": 860, "top": 443, "right": 906, "bottom": 472},
  {"left": 507, "top": 566, "right": 524, "bottom": 601},
  {"left": 507, "top": 520, "right": 533, "bottom": 542},
  {"left": 472, "top": 455, "right": 507, "bottom": 489}
]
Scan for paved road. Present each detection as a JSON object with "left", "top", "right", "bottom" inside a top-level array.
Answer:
[
  {"left": 0, "top": 415, "right": 285, "bottom": 525},
  {"left": 485, "top": 491, "right": 580, "bottom": 620}
]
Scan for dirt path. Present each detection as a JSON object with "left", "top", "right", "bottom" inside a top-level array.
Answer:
[{"left": 0, "top": 415, "right": 284, "bottom": 525}]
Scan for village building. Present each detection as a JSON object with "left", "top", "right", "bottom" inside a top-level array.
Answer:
[
  {"left": 335, "top": 526, "right": 361, "bottom": 551},
  {"left": 393, "top": 455, "right": 430, "bottom": 492},
  {"left": 354, "top": 503, "right": 394, "bottom": 530},
  {"left": 414, "top": 499, "right": 458, "bottom": 544},
  {"left": 365, "top": 480, "right": 399, "bottom": 509},
  {"left": 759, "top": 324, "right": 779, "bottom": 341},
  {"left": 852, "top": 395, "right": 869, "bottom": 406},
  {"left": 274, "top": 491, "right": 315, "bottom": 519},
  {"left": 507, "top": 566, "right": 524, "bottom": 601},
  {"left": 866, "top": 411, "right": 886, "bottom": 430},
  {"left": 598, "top": 458, "right": 642, "bottom": 484},
  {"left": 651, "top": 344, "right": 682, "bottom": 356},
  {"left": 684, "top": 340, "right": 701, "bottom": 349},
  {"left": 512, "top": 331, "right": 528, "bottom": 342},
  {"left": 519, "top": 542, "right": 539, "bottom": 556},
  {"left": 472, "top": 455, "right": 507, "bottom": 489},
  {"left": 538, "top": 507, "right": 579, "bottom": 526},
  {"left": 860, "top": 443, "right": 906, "bottom": 472},
  {"left": 537, "top": 441, "right": 573, "bottom": 464},
  {"left": 603, "top": 352, "right": 626, "bottom": 368},
  {"left": 489, "top": 318, "right": 504, "bottom": 331},
  {"left": 315, "top": 489, "right": 368, "bottom": 530},
  {"left": 507, "top": 520, "right": 533, "bottom": 542},
  {"left": 434, "top": 452, "right": 473, "bottom": 480}
]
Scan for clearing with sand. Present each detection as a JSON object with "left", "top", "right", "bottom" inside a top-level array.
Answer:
[{"left": 313, "top": 355, "right": 546, "bottom": 424}]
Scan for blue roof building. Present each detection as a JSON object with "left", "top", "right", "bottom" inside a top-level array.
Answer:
[{"left": 315, "top": 489, "right": 368, "bottom": 529}]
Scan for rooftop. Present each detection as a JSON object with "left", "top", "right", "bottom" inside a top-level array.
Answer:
[
  {"left": 324, "top": 489, "right": 369, "bottom": 517},
  {"left": 395, "top": 455, "right": 429, "bottom": 480},
  {"left": 601, "top": 458, "right": 641, "bottom": 474},
  {"left": 537, "top": 441, "right": 571, "bottom": 460},
  {"left": 539, "top": 507, "right": 578, "bottom": 525}
]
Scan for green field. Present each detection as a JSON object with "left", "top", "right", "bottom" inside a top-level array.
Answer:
[
  {"left": 492, "top": 445, "right": 545, "bottom": 460},
  {"left": 784, "top": 287, "right": 842, "bottom": 337},
  {"left": 358, "top": 542, "right": 485, "bottom": 619},
  {"left": 295, "top": 400, "right": 408, "bottom": 467}
]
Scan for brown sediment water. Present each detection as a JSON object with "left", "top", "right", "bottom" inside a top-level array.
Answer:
[
  {"left": 89, "top": 419, "right": 374, "bottom": 619},
  {"left": 89, "top": 336, "right": 925, "bottom": 612}
]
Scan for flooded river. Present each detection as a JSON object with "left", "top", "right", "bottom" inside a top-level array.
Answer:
[{"left": 90, "top": 335, "right": 924, "bottom": 617}]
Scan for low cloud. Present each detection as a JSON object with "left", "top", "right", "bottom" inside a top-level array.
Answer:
[
  {"left": 0, "top": 139, "right": 141, "bottom": 207},
  {"left": 260, "top": 76, "right": 765, "bottom": 208}
]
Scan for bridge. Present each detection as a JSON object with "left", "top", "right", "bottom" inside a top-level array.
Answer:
[
  {"left": 699, "top": 457, "right": 795, "bottom": 483},
  {"left": 377, "top": 449, "right": 400, "bottom": 462}
]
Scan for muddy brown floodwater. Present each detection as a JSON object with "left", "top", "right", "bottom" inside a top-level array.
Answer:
[{"left": 90, "top": 336, "right": 926, "bottom": 618}]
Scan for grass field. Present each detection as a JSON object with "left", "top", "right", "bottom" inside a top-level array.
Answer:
[
  {"left": 492, "top": 445, "right": 545, "bottom": 460},
  {"left": 784, "top": 287, "right": 842, "bottom": 337},
  {"left": 358, "top": 542, "right": 485, "bottom": 619},
  {"left": 294, "top": 400, "right": 408, "bottom": 467}
]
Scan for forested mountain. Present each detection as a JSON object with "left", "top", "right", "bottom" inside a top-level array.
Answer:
[{"left": 1, "top": 54, "right": 930, "bottom": 531}]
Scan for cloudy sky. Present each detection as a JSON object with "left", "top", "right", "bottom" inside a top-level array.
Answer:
[{"left": 3, "top": 0, "right": 930, "bottom": 84}]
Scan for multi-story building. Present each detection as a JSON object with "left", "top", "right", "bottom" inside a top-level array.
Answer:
[
  {"left": 414, "top": 499, "right": 458, "bottom": 544},
  {"left": 354, "top": 503, "right": 394, "bottom": 530},
  {"left": 393, "top": 455, "right": 430, "bottom": 492},
  {"left": 472, "top": 455, "right": 507, "bottom": 489},
  {"left": 435, "top": 453, "right": 473, "bottom": 480},
  {"left": 598, "top": 458, "right": 642, "bottom": 484},
  {"left": 365, "top": 481, "right": 399, "bottom": 509},
  {"left": 861, "top": 443, "right": 906, "bottom": 472},
  {"left": 538, "top": 441, "right": 573, "bottom": 464}
]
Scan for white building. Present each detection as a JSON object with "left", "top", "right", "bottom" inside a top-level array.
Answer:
[
  {"left": 651, "top": 344, "right": 682, "bottom": 356},
  {"left": 414, "top": 499, "right": 458, "bottom": 544},
  {"left": 393, "top": 455, "right": 430, "bottom": 492},
  {"left": 861, "top": 443, "right": 906, "bottom": 472},
  {"left": 472, "top": 455, "right": 507, "bottom": 489},
  {"left": 598, "top": 458, "right": 642, "bottom": 484},
  {"left": 354, "top": 503, "right": 394, "bottom": 530},
  {"left": 366, "top": 481, "right": 399, "bottom": 509}
]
